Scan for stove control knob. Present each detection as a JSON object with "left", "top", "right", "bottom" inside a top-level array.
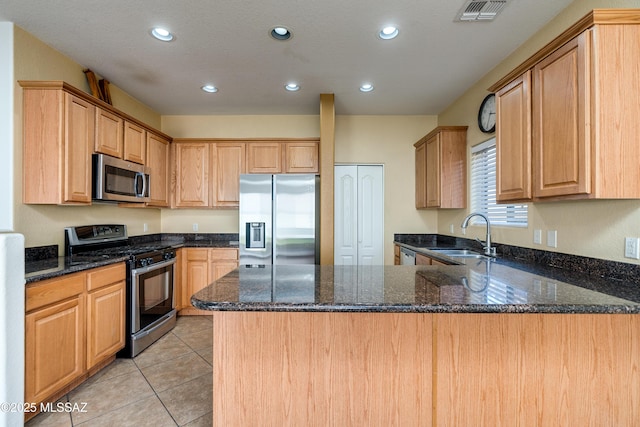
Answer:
[
  {"left": 146, "top": 257, "right": 154, "bottom": 266},
  {"left": 139, "top": 259, "right": 148, "bottom": 267},
  {"left": 164, "top": 251, "right": 174, "bottom": 260}
]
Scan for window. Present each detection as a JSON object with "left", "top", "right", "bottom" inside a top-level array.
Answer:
[{"left": 470, "top": 138, "right": 528, "bottom": 227}]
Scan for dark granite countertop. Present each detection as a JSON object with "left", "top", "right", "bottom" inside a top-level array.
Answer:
[
  {"left": 25, "top": 233, "right": 239, "bottom": 284},
  {"left": 191, "top": 263, "right": 640, "bottom": 314}
]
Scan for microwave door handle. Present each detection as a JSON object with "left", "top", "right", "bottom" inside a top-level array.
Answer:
[{"left": 135, "top": 172, "right": 146, "bottom": 198}]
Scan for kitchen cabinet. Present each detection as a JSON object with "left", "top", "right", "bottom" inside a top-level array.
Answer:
[
  {"left": 20, "top": 81, "right": 172, "bottom": 206},
  {"left": 495, "top": 71, "right": 531, "bottom": 202},
  {"left": 25, "top": 273, "right": 86, "bottom": 406},
  {"left": 25, "top": 263, "right": 126, "bottom": 419},
  {"left": 414, "top": 126, "right": 467, "bottom": 209},
  {"left": 416, "top": 252, "right": 452, "bottom": 266},
  {"left": 94, "top": 107, "right": 124, "bottom": 159},
  {"left": 124, "top": 121, "right": 146, "bottom": 164},
  {"left": 246, "top": 141, "right": 320, "bottom": 174},
  {"left": 211, "top": 142, "right": 246, "bottom": 207},
  {"left": 394, "top": 245, "right": 401, "bottom": 265},
  {"left": 284, "top": 141, "right": 319, "bottom": 173},
  {"left": 246, "top": 142, "right": 282, "bottom": 173},
  {"left": 146, "top": 132, "right": 170, "bottom": 207},
  {"left": 22, "top": 86, "right": 94, "bottom": 205},
  {"left": 490, "top": 10, "right": 640, "bottom": 201},
  {"left": 86, "top": 264, "right": 125, "bottom": 370},
  {"left": 174, "top": 142, "right": 210, "bottom": 207},
  {"left": 181, "top": 248, "right": 238, "bottom": 315}
]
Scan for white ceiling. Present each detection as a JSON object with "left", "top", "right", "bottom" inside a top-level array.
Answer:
[{"left": 0, "top": 0, "right": 573, "bottom": 115}]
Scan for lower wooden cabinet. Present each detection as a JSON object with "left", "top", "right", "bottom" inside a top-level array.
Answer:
[
  {"left": 25, "top": 264, "right": 126, "bottom": 418},
  {"left": 86, "top": 264, "right": 126, "bottom": 369},
  {"left": 179, "top": 247, "right": 239, "bottom": 315}
]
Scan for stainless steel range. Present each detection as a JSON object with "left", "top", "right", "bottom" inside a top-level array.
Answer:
[{"left": 65, "top": 225, "right": 177, "bottom": 357}]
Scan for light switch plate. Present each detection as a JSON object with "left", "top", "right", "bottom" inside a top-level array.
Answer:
[
  {"left": 547, "top": 230, "right": 557, "bottom": 248},
  {"left": 533, "top": 229, "right": 542, "bottom": 245}
]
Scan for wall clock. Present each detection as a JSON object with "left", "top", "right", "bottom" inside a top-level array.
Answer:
[{"left": 478, "top": 93, "right": 496, "bottom": 133}]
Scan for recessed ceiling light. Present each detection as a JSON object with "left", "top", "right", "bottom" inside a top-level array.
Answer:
[
  {"left": 150, "top": 27, "right": 175, "bottom": 42},
  {"left": 359, "top": 83, "right": 374, "bottom": 92},
  {"left": 270, "top": 26, "right": 292, "bottom": 41},
  {"left": 285, "top": 83, "right": 300, "bottom": 92},
  {"left": 378, "top": 26, "right": 399, "bottom": 40},
  {"left": 202, "top": 85, "right": 218, "bottom": 93}
]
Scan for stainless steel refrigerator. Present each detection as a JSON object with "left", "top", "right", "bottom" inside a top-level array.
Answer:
[{"left": 239, "top": 174, "right": 320, "bottom": 265}]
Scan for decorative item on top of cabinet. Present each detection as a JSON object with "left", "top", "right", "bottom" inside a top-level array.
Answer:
[
  {"left": 414, "top": 126, "right": 467, "bottom": 209},
  {"left": 489, "top": 9, "right": 640, "bottom": 202}
]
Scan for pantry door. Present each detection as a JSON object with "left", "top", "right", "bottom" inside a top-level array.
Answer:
[{"left": 334, "top": 165, "right": 384, "bottom": 265}]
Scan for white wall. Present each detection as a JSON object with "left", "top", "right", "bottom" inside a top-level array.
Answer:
[{"left": 0, "top": 22, "right": 13, "bottom": 231}]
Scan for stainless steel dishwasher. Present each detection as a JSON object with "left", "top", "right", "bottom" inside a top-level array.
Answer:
[{"left": 400, "top": 247, "right": 416, "bottom": 265}]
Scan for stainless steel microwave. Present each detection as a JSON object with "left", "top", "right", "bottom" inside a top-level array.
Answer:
[{"left": 93, "top": 153, "right": 150, "bottom": 203}]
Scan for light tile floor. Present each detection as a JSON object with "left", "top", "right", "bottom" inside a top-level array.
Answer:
[{"left": 25, "top": 316, "right": 214, "bottom": 427}]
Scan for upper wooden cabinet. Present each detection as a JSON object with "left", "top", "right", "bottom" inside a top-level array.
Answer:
[
  {"left": 490, "top": 9, "right": 640, "bottom": 202},
  {"left": 414, "top": 126, "right": 467, "bottom": 209},
  {"left": 20, "top": 81, "right": 172, "bottom": 206},
  {"left": 174, "top": 142, "right": 210, "bottom": 207},
  {"left": 246, "top": 142, "right": 282, "bottom": 173},
  {"left": 284, "top": 141, "right": 319, "bottom": 173},
  {"left": 22, "top": 87, "right": 94, "bottom": 205},
  {"left": 211, "top": 142, "right": 246, "bottom": 207},
  {"left": 495, "top": 71, "right": 532, "bottom": 202},
  {"left": 146, "top": 132, "right": 170, "bottom": 207},
  {"left": 124, "top": 121, "right": 146, "bottom": 164},
  {"left": 95, "top": 107, "right": 124, "bottom": 159},
  {"left": 246, "top": 140, "right": 319, "bottom": 174}
]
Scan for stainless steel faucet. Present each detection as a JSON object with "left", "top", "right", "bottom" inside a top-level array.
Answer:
[{"left": 461, "top": 213, "right": 496, "bottom": 257}]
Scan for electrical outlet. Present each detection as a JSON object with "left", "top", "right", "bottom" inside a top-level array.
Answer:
[
  {"left": 625, "top": 237, "right": 640, "bottom": 259},
  {"left": 547, "top": 230, "right": 557, "bottom": 248},
  {"left": 533, "top": 229, "right": 542, "bottom": 245},
  {"left": 143, "top": 223, "right": 148, "bottom": 232},
  {"left": 449, "top": 224, "right": 454, "bottom": 234},
  {"left": 192, "top": 223, "right": 199, "bottom": 232}
]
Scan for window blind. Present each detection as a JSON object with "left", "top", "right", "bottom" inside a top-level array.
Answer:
[{"left": 470, "top": 138, "right": 528, "bottom": 227}]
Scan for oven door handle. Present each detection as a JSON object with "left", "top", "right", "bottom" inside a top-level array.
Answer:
[{"left": 131, "top": 257, "right": 176, "bottom": 276}]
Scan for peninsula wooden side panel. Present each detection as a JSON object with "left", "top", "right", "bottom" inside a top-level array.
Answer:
[{"left": 213, "top": 312, "right": 432, "bottom": 426}]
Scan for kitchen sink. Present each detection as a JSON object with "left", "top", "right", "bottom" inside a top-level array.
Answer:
[{"left": 430, "top": 249, "right": 489, "bottom": 259}]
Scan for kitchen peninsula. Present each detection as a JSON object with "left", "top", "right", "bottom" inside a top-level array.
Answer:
[{"left": 193, "top": 262, "right": 640, "bottom": 426}]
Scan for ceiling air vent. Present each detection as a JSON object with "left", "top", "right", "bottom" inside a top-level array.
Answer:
[{"left": 456, "top": 0, "right": 507, "bottom": 22}]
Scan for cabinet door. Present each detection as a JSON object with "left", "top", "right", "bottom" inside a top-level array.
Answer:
[
  {"left": 25, "top": 295, "right": 85, "bottom": 403},
  {"left": 64, "top": 93, "right": 94, "bottom": 204},
  {"left": 175, "top": 143, "right": 209, "bottom": 207},
  {"left": 415, "top": 143, "right": 427, "bottom": 209},
  {"left": 247, "top": 142, "right": 282, "bottom": 173},
  {"left": 87, "top": 281, "right": 125, "bottom": 369},
  {"left": 416, "top": 253, "right": 431, "bottom": 265},
  {"left": 284, "top": 142, "right": 319, "bottom": 173},
  {"left": 532, "top": 33, "right": 590, "bottom": 198},
  {"left": 211, "top": 143, "right": 245, "bottom": 207},
  {"left": 187, "top": 249, "right": 210, "bottom": 296},
  {"left": 496, "top": 72, "right": 532, "bottom": 202},
  {"left": 209, "top": 248, "right": 239, "bottom": 282},
  {"left": 425, "top": 135, "right": 441, "bottom": 208},
  {"left": 123, "top": 121, "right": 146, "bottom": 164},
  {"left": 95, "top": 107, "right": 124, "bottom": 158},
  {"left": 147, "top": 133, "right": 170, "bottom": 207}
]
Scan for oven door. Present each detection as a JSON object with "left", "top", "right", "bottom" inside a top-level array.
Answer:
[{"left": 131, "top": 258, "right": 175, "bottom": 333}]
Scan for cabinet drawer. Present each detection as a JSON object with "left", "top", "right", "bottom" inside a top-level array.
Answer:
[
  {"left": 210, "top": 248, "right": 239, "bottom": 260},
  {"left": 187, "top": 248, "right": 210, "bottom": 261},
  {"left": 26, "top": 273, "right": 85, "bottom": 312},
  {"left": 87, "top": 263, "right": 126, "bottom": 291}
]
